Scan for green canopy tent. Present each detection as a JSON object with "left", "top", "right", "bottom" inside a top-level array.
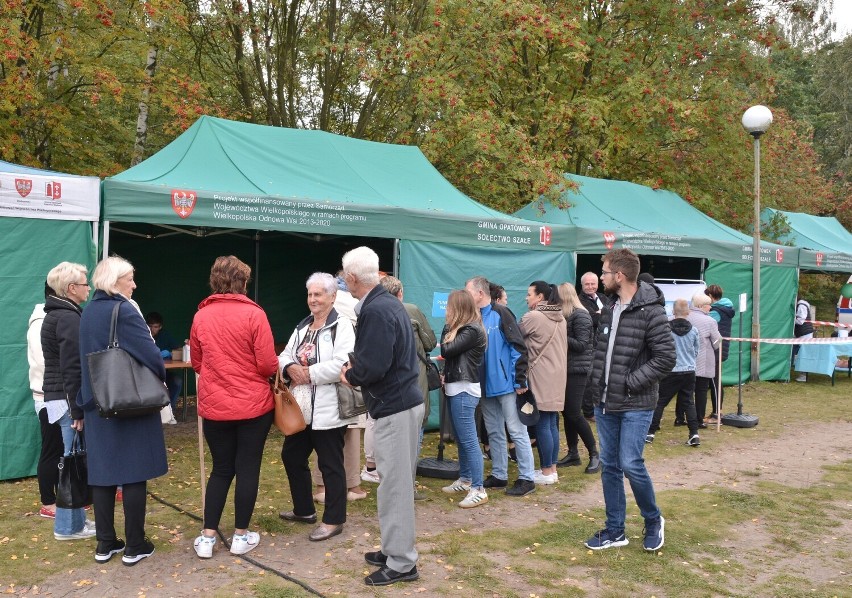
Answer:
[
  {"left": 0, "top": 161, "right": 99, "bottom": 480},
  {"left": 102, "top": 116, "right": 575, "bottom": 339},
  {"left": 762, "top": 208, "right": 852, "bottom": 273},
  {"left": 514, "top": 174, "right": 801, "bottom": 383}
]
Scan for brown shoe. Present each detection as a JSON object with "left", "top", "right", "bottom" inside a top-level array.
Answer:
[{"left": 309, "top": 524, "right": 343, "bottom": 542}]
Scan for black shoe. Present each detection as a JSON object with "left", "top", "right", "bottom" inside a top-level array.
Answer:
[
  {"left": 556, "top": 452, "right": 581, "bottom": 467},
  {"left": 483, "top": 475, "right": 508, "bottom": 488},
  {"left": 364, "top": 565, "right": 419, "bottom": 586},
  {"left": 505, "top": 479, "right": 535, "bottom": 497},
  {"left": 365, "top": 550, "right": 388, "bottom": 566},
  {"left": 95, "top": 538, "right": 125, "bottom": 563},
  {"left": 585, "top": 454, "right": 601, "bottom": 474},
  {"left": 508, "top": 446, "right": 518, "bottom": 463},
  {"left": 673, "top": 419, "right": 686, "bottom": 427},
  {"left": 122, "top": 537, "right": 154, "bottom": 566},
  {"left": 279, "top": 510, "right": 317, "bottom": 524},
  {"left": 484, "top": 447, "right": 492, "bottom": 460},
  {"left": 697, "top": 423, "right": 708, "bottom": 429}
]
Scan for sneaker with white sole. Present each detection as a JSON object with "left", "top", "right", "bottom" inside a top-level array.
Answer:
[
  {"left": 533, "top": 470, "right": 558, "bottom": 485},
  {"left": 360, "top": 467, "right": 380, "bottom": 484},
  {"left": 122, "top": 537, "right": 155, "bottom": 566},
  {"left": 584, "top": 528, "right": 628, "bottom": 550},
  {"left": 686, "top": 434, "right": 700, "bottom": 447},
  {"left": 193, "top": 533, "right": 216, "bottom": 559},
  {"left": 645, "top": 433, "right": 655, "bottom": 443},
  {"left": 230, "top": 530, "right": 260, "bottom": 555},
  {"left": 95, "top": 538, "right": 125, "bottom": 563},
  {"left": 441, "top": 479, "right": 472, "bottom": 493},
  {"left": 643, "top": 516, "right": 665, "bottom": 551},
  {"left": 55, "top": 520, "right": 97, "bottom": 541},
  {"left": 458, "top": 488, "right": 488, "bottom": 508}
]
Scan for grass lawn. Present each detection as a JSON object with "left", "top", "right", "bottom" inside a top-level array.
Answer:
[{"left": 1, "top": 372, "right": 850, "bottom": 596}]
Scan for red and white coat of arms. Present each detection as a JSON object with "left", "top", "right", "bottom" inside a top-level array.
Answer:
[
  {"left": 15, "top": 178, "right": 32, "bottom": 198},
  {"left": 171, "top": 189, "right": 197, "bottom": 219}
]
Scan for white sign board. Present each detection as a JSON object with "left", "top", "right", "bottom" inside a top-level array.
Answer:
[
  {"left": 656, "top": 282, "right": 707, "bottom": 316},
  {"left": 0, "top": 171, "right": 100, "bottom": 221}
]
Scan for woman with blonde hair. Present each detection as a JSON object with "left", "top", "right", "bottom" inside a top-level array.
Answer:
[
  {"left": 439, "top": 290, "right": 488, "bottom": 508},
  {"left": 557, "top": 283, "right": 599, "bottom": 474},
  {"left": 79, "top": 256, "right": 167, "bottom": 564},
  {"left": 42, "top": 261, "right": 96, "bottom": 542}
]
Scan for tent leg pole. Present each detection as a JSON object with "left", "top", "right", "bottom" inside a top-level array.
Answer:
[
  {"left": 393, "top": 238, "right": 400, "bottom": 278},
  {"left": 102, "top": 220, "right": 110, "bottom": 259}
]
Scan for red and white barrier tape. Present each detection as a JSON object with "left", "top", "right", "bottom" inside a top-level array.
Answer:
[
  {"left": 723, "top": 336, "right": 852, "bottom": 345},
  {"left": 806, "top": 320, "right": 852, "bottom": 329}
]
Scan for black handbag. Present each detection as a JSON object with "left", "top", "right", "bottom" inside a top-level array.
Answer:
[
  {"left": 87, "top": 302, "right": 170, "bottom": 418},
  {"left": 417, "top": 353, "right": 442, "bottom": 391},
  {"left": 56, "top": 431, "right": 92, "bottom": 509}
]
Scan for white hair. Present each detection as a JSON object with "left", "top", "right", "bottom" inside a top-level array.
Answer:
[
  {"left": 306, "top": 272, "right": 337, "bottom": 295},
  {"left": 342, "top": 246, "right": 380, "bottom": 286},
  {"left": 691, "top": 292, "right": 711, "bottom": 308},
  {"left": 46, "top": 262, "right": 87, "bottom": 298},
  {"left": 92, "top": 256, "right": 134, "bottom": 295}
]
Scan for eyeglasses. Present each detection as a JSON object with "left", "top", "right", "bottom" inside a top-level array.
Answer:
[
  {"left": 601, "top": 270, "right": 614, "bottom": 277},
  {"left": 71, "top": 281, "right": 90, "bottom": 287}
]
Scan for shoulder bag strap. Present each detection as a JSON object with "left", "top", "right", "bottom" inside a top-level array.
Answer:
[
  {"left": 527, "top": 324, "right": 560, "bottom": 376},
  {"left": 108, "top": 302, "right": 121, "bottom": 348}
]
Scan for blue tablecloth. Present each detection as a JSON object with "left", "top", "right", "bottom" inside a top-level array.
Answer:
[{"left": 795, "top": 341, "right": 852, "bottom": 377}]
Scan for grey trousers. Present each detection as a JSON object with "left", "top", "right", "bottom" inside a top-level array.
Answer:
[{"left": 374, "top": 403, "right": 425, "bottom": 573}]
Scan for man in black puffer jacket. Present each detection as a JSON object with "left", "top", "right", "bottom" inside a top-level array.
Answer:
[{"left": 583, "top": 249, "right": 675, "bottom": 554}]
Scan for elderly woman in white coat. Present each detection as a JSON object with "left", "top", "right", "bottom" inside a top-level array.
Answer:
[{"left": 278, "top": 272, "right": 357, "bottom": 542}]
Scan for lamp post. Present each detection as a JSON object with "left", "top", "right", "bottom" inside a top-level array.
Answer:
[{"left": 741, "top": 105, "right": 772, "bottom": 382}]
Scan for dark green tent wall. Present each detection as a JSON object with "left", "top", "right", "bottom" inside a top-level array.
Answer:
[{"left": 0, "top": 218, "right": 96, "bottom": 480}]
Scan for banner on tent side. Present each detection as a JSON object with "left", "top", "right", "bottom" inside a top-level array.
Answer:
[
  {"left": 799, "top": 249, "right": 852, "bottom": 272},
  {"left": 0, "top": 172, "right": 99, "bottom": 221},
  {"left": 103, "top": 181, "right": 576, "bottom": 252}
]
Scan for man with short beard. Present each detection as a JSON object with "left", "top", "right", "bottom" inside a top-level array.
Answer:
[{"left": 583, "top": 249, "right": 675, "bottom": 552}]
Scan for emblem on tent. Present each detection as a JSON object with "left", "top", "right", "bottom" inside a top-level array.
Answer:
[
  {"left": 603, "top": 231, "right": 616, "bottom": 249},
  {"left": 775, "top": 248, "right": 784, "bottom": 263},
  {"left": 815, "top": 252, "right": 824, "bottom": 266},
  {"left": 539, "top": 226, "right": 552, "bottom": 246},
  {"left": 15, "top": 178, "right": 32, "bottom": 198},
  {"left": 171, "top": 189, "right": 197, "bottom": 219},
  {"left": 45, "top": 182, "right": 61, "bottom": 200}
]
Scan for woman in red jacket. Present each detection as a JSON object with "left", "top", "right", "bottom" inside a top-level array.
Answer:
[{"left": 189, "top": 256, "right": 279, "bottom": 559}]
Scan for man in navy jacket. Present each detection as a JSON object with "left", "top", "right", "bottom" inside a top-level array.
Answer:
[{"left": 340, "top": 247, "right": 424, "bottom": 587}]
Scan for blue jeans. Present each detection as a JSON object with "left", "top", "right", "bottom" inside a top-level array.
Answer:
[
  {"left": 534, "top": 411, "right": 560, "bottom": 468},
  {"left": 446, "top": 392, "right": 483, "bottom": 488},
  {"left": 594, "top": 406, "right": 661, "bottom": 532},
  {"left": 167, "top": 371, "right": 183, "bottom": 411},
  {"left": 55, "top": 412, "right": 87, "bottom": 536},
  {"left": 481, "top": 392, "right": 535, "bottom": 481}
]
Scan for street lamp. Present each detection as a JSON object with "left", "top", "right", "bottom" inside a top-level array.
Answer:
[{"left": 742, "top": 105, "right": 772, "bottom": 382}]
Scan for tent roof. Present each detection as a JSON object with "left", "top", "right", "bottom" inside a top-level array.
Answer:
[
  {"left": 104, "top": 116, "right": 568, "bottom": 251},
  {"left": 764, "top": 208, "right": 852, "bottom": 272},
  {"left": 514, "top": 174, "right": 797, "bottom": 266},
  {"left": 0, "top": 160, "right": 100, "bottom": 222}
]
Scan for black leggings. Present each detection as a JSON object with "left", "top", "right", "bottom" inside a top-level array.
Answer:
[
  {"left": 37, "top": 408, "right": 63, "bottom": 505},
  {"left": 562, "top": 372, "right": 597, "bottom": 457},
  {"left": 92, "top": 481, "right": 147, "bottom": 552},
  {"left": 202, "top": 411, "right": 273, "bottom": 530}
]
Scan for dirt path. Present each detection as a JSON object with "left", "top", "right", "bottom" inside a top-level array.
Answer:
[{"left": 25, "top": 421, "right": 852, "bottom": 597}]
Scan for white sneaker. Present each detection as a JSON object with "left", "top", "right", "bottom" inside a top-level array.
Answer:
[
  {"left": 442, "top": 479, "right": 472, "bottom": 493},
  {"left": 533, "top": 470, "right": 558, "bottom": 485},
  {"left": 166, "top": 418, "right": 178, "bottom": 425},
  {"left": 55, "top": 521, "right": 97, "bottom": 541},
  {"left": 459, "top": 488, "right": 488, "bottom": 508},
  {"left": 795, "top": 373, "right": 807, "bottom": 382},
  {"left": 230, "top": 531, "right": 260, "bottom": 555},
  {"left": 360, "top": 467, "right": 380, "bottom": 484},
  {"left": 193, "top": 534, "right": 216, "bottom": 559}
]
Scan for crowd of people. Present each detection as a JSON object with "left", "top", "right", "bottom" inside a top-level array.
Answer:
[{"left": 27, "top": 246, "right": 738, "bottom": 585}]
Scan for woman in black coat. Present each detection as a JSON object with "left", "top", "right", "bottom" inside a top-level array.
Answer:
[
  {"left": 557, "top": 283, "right": 600, "bottom": 474},
  {"left": 79, "top": 257, "right": 168, "bottom": 566},
  {"left": 42, "top": 262, "right": 96, "bottom": 541}
]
